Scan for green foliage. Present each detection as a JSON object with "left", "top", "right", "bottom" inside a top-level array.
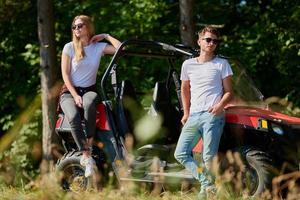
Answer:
[
  {"left": 107, "top": 0, "right": 169, "bottom": 38},
  {"left": 0, "top": 109, "right": 42, "bottom": 187},
  {"left": 21, "top": 44, "right": 40, "bottom": 66},
  {"left": 213, "top": 0, "right": 300, "bottom": 106},
  {"left": 54, "top": 0, "right": 177, "bottom": 65},
  {"left": 0, "top": 0, "right": 39, "bottom": 136}
]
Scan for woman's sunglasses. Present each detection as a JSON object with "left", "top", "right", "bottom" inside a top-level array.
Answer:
[
  {"left": 72, "top": 23, "right": 85, "bottom": 30},
  {"left": 202, "top": 38, "right": 219, "bottom": 45}
]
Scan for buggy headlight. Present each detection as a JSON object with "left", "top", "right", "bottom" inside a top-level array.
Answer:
[{"left": 271, "top": 123, "right": 284, "bottom": 135}]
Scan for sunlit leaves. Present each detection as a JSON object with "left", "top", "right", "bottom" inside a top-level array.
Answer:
[{"left": 21, "top": 44, "right": 40, "bottom": 66}]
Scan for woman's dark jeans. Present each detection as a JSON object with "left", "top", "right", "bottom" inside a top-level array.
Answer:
[{"left": 60, "top": 91, "right": 98, "bottom": 151}]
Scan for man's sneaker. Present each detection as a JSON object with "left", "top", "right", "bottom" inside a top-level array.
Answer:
[
  {"left": 198, "top": 185, "right": 217, "bottom": 199},
  {"left": 197, "top": 190, "right": 207, "bottom": 200},
  {"left": 80, "top": 156, "right": 95, "bottom": 177},
  {"left": 206, "top": 185, "right": 217, "bottom": 199}
]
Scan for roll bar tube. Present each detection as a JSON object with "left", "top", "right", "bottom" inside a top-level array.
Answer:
[{"left": 100, "top": 39, "right": 194, "bottom": 101}]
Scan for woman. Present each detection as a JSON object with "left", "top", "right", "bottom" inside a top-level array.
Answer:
[{"left": 60, "top": 15, "right": 121, "bottom": 177}]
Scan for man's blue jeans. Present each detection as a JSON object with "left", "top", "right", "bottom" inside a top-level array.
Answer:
[{"left": 174, "top": 111, "right": 225, "bottom": 189}]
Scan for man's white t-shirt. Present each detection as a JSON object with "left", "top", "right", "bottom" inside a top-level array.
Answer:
[
  {"left": 180, "top": 56, "right": 233, "bottom": 113},
  {"left": 62, "top": 42, "right": 107, "bottom": 87}
]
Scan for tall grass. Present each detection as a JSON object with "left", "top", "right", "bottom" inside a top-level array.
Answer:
[
  {"left": 0, "top": 172, "right": 195, "bottom": 200},
  {"left": 1, "top": 155, "right": 299, "bottom": 200},
  {"left": 1, "top": 93, "right": 300, "bottom": 199}
]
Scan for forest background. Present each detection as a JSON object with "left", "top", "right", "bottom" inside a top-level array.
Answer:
[{"left": 0, "top": 0, "right": 299, "bottom": 196}]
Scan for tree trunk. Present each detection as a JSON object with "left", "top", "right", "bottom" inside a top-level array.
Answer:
[
  {"left": 37, "top": 0, "right": 59, "bottom": 174},
  {"left": 179, "top": 0, "right": 196, "bottom": 48}
]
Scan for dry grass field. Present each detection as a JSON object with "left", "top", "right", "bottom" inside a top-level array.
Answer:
[{"left": 1, "top": 168, "right": 299, "bottom": 200}]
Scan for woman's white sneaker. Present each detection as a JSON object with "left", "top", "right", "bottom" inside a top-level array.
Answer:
[{"left": 80, "top": 156, "right": 95, "bottom": 177}]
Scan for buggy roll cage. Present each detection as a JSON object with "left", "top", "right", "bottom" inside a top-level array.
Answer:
[
  {"left": 100, "top": 39, "right": 197, "bottom": 101},
  {"left": 100, "top": 39, "right": 265, "bottom": 106}
]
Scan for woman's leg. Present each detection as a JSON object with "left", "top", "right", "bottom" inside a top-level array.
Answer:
[
  {"left": 60, "top": 93, "right": 86, "bottom": 151},
  {"left": 82, "top": 91, "right": 98, "bottom": 140},
  {"left": 81, "top": 91, "right": 98, "bottom": 177}
]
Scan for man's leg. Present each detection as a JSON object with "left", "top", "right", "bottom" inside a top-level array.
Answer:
[
  {"left": 201, "top": 112, "right": 225, "bottom": 188},
  {"left": 174, "top": 113, "right": 203, "bottom": 181},
  {"left": 196, "top": 112, "right": 225, "bottom": 199}
]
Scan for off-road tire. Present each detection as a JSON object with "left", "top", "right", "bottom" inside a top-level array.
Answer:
[
  {"left": 221, "top": 146, "right": 274, "bottom": 196},
  {"left": 56, "top": 151, "right": 97, "bottom": 191}
]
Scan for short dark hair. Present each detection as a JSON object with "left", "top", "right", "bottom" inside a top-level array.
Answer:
[{"left": 198, "top": 26, "right": 220, "bottom": 38}]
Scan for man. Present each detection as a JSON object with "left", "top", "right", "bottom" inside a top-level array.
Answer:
[{"left": 174, "top": 26, "right": 233, "bottom": 198}]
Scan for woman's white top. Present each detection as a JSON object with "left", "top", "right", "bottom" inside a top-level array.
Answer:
[{"left": 62, "top": 42, "right": 107, "bottom": 87}]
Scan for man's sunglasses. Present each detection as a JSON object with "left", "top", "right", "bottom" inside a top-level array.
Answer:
[
  {"left": 72, "top": 23, "right": 85, "bottom": 30},
  {"left": 202, "top": 38, "right": 219, "bottom": 45}
]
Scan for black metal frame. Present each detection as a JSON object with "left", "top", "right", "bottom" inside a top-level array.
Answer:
[{"left": 100, "top": 39, "right": 196, "bottom": 101}]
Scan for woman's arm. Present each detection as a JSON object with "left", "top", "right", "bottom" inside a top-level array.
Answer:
[
  {"left": 104, "top": 34, "right": 121, "bottom": 54},
  {"left": 89, "top": 34, "right": 121, "bottom": 55},
  {"left": 61, "top": 53, "right": 82, "bottom": 107}
]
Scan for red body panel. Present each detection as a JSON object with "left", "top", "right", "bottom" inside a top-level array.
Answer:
[
  {"left": 192, "top": 105, "right": 300, "bottom": 153},
  {"left": 226, "top": 113, "right": 259, "bottom": 128},
  {"left": 55, "top": 116, "right": 63, "bottom": 129},
  {"left": 56, "top": 102, "right": 111, "bottom": 131},
  {"left": 225, "top": 106, "right": 300, "bottom": 125},
  {"left": 96, "top": 103, "right": 111, "bottom": 131}
]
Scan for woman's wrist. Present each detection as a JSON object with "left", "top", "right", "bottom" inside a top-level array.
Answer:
[{"left": 105, "top": 33, "right": 109, "bottom": 39}]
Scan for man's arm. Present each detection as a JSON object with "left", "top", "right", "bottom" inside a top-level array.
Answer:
[
  {"left": 181, "top": 80, "right": 191, "bottom": 125},
  {"left": 208, "top": 75, "right": 233, "bottom": 115}
]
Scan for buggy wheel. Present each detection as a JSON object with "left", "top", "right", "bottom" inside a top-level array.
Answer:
[
  {"left": 56, "top": 151, "right": 96, "bottom": 191},
  {"left": 149, "top": 157, "right": 165, "bottom": 195},
  {"left": 220, "top": 147, "right": 274, "bottom": 196},
  {"left": 239, "top": 147, "right": 274, "bottom": 196}
]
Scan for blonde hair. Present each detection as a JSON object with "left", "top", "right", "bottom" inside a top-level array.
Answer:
[
  {"left": 72, "top": 15, "right": 95, "bottom": 61},
  {"left": 198, "top": 26, "right": 220, "bottom": 38}
]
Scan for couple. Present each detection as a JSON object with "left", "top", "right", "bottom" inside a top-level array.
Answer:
[{"left": 60, "top": 15, "right": 233, "bottom": 198}]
